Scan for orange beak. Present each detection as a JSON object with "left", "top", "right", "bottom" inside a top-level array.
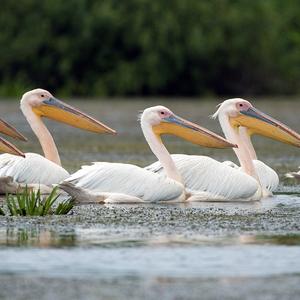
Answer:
[
  {"left": 231, "top": 106, "right": 300, "bottom": 147},
  {"left": 33, "top": 97, "right": 116, "bottom": 135},
  {"left": 153, "top": 114, "right": 236, "bottom": 149}
]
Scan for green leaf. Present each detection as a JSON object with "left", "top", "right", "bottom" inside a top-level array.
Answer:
[
  {"left": 4, "top": 187, "right": 74, "bottom": 216},
  {"left": 0, "top": 207, "right": 5, "bottom": 216}
]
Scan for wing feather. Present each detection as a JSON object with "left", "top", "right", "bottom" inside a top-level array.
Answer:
[
  {"left": 66, "top": 162, "right": 183, "bottom": 202},
  {"left": 0, "top": 153, "right": 69, "bottom": 184},
  {"left": 221, "top": 159, "right": 279, "bottom": 192},
  {"left": 252, "top": 160, "right": 279, "bottom": 192},
  {"left": 146, "top": 154, "right": 259, "bottom": 200}
]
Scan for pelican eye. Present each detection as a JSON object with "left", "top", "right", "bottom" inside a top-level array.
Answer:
[{"left": 41, "top": 94, "right": 45, "bottom": 98}]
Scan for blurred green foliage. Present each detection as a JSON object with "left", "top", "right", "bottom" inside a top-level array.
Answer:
[{"left": 0, "top": 0, "right": 299, "bottom": 97}]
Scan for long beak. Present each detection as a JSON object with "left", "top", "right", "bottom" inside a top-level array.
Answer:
[
  {"left": 0, "top": 137, "right": 25, "bottom": 157},
  {"left": 231, "top": 107, "right": 300, "bottom": 147},
  {"left": 0, "top": 119, "right": 27, "bottom": 141},
  {"left": 33, "top": 97, "right": 116, "bottom": 135},
  {"left": 153, "top": 114, "right": 236, "bottom": 148}
]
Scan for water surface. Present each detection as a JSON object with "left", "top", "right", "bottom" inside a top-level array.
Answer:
[{"left": 0, "top": 98, "right": 299, "bottom": 299}]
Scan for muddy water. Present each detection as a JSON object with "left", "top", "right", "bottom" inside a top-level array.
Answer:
[{"left": 0, "top": 98, "right": 299, "bottom": 300}]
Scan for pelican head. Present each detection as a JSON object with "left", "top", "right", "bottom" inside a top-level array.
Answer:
[
  {"left": 141, "top": 106, "right": 236, "bottom": 148},
  {"left": 214, "top": 98, "right": 300, "bottom": 147},
  {"left": 20, "top": 89, "right": 116, "bottom": 134}
]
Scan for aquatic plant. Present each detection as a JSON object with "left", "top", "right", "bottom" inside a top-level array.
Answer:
[
  {"left": 55, "top": 199, "right": 75, "bottom": 215},
  {"left": 0, "top": 207, "right": 5, "bottom": 216},
  {"left": 5, "top": 187, "right": 74, "bottom": 216}
]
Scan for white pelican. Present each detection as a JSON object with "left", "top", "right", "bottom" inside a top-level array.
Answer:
[
  {"left": 146, "top": 99, "right": 300, "bottom": 201},
  {"left": 0, "top": 89, "right": 116, "bottom": 193},
  {"left": 223, "top": 125, "right": 279, "bottom": 196},
  {"left": 59, "top": 106, "right": 235, "bottom": 203},
  {"left": 285, "top": 167, "right": 300, "bottom": 179}
]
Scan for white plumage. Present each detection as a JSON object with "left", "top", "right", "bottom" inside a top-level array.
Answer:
[
  {"left": 221, "top": 160, "right": 279, "bottom": 195},
  {"left": 146, "top": 154, "right": 260, "bottom": 201},
  {"left": 0, "top": 88, "right": 115, "bottom": 194},
  {"left": 145, "top": 98, "right": 297, "bottom": 201},
  {"left": 60, "top": 105, "right": 237, "bottom": 203},
  {"left": 251, "top": 160, "right": 279, "bottom": 195},
  {"left": 63, "top": 162, "right": 184, "bottom": 203},
  {"left": 0, "top": 153, "right": 69, "bottom": 185}
]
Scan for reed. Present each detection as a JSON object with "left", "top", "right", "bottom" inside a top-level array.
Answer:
[{"left": 4, "top": 187, "right": 74, "bottom": 216}]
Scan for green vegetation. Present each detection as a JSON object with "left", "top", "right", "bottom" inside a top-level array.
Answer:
[
  {"left": 0, "top": 207, "right": 5, "bottom": 216},
  {"left": 0, "top": 0, "right": 299, "bottom": 97},
  {"left": 0, "top": 187, "right": 74, "bottom": 216}
]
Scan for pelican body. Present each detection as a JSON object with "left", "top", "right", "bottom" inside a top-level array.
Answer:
[
  {"left": 223, "top": 126, "right": 279, "bottom": 195},
  {"left": 0, "top": 89, "right": 116, "bottom": 193},
  {"left": 59, "top": 106, "right": 235, "bottom": 203},
  {"left": 146, "top": 99, "right": 300, "bottom": 201}
]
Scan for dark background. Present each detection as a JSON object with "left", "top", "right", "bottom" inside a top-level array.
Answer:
[{"left": 0, "top": 0, "right": 299, "bottom": 98}]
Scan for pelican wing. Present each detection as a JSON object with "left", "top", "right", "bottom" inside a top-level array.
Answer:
[
  {"left": 65, "top": 162, "right": 183, "bottom": 202},
  {"left": 222, "top": 160, "right": 239, "bottom": 169},
  {"left": 146, "top": 154, "right": 259, "bottom": 200},
  {"left": 0, "top": 153, "right": 69, "bottom": 185},
  {"left": 252, "top": 160, "right": 279, "bottom": 192},
  {"left": 221, "top": 159, "right": 279, "bottom": 193}
]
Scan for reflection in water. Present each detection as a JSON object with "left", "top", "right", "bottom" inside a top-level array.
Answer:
[
  {"left": 1, "top": 244, "right": 300, "bottom": 279},
  {"left": 1, "top": 227, "right": 300, "bottom": 248},
  {"left": 237, "top": 234, "right": 300, "bottom": 246},
  {"left": 0, "top": 228, "right": 77, "bottom": 248},
  {"left": 105, "top": 194, "right": 300, "bottom": 212}
]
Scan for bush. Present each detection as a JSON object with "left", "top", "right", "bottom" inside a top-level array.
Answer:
[{"left": 0, "top": 0, "right": 299, "bottom": 97}]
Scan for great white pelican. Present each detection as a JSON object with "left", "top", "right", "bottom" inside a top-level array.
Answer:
[
  {"left": 146, "top": 99, "right": 300, "bottom": 201},
  {"left": 0, "top": 88, "right": 116, "bottom": 193},
  {"left": 222, "top": 125, "right": 279, "bottom": 196},
  {"left": 285, "top": 168, "right": 300, "bottom": 180},
  {"left": 59, "top": 106, "right": 235, "bottom": 203}
]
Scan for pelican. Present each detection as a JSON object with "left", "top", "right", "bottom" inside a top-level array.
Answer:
[
  {"left": 285, "top": 167, "right": 300, "bottom": 179},
  {"left": 222, "top": 126, "right": 279, "bottom": 196},
  {"left": 0, "top": 89, "right": 116, "bottom": 193},
  {"left": 146, "top": 99, "right": 300, "bottom": 201},
  {"left": 59, "top": 106, "right": 235, "bottom": 203}
]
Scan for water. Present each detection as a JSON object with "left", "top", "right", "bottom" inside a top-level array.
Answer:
[
  {"left": 0, "top": 98, "right": 299, "bottom": 299},
  {"left": 1, "top": 245, "right": 300, "bottom": 278}
]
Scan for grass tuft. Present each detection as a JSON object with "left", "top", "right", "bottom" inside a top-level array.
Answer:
[
  {"left": 4, "top": 186, "right": 74, "bottom": 216},
  {"left": 55, "top": 199, "right": 74, "bottom": 215},
  {"left": 0, "top": 207, "right": 5, "bottom": 216}
]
